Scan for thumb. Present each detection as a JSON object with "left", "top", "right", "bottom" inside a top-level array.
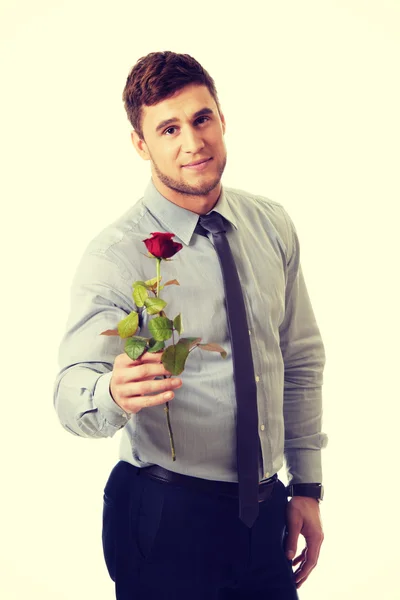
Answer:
[{"left": 285, "top": 512, "right": 302, "bottom": 560}]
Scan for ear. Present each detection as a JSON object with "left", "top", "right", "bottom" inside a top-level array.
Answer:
[
  {"left": 220, "top": 112, "right": 226, "bottom": 135},
  {"left": 131, "top": 130, "right": 151, "bottom": 161}
]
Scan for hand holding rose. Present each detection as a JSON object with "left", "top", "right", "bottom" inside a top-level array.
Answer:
[{"left": 109, "top": 351, "right": 183, "bottom": 414}]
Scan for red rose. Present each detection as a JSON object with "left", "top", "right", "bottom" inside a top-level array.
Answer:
[{"left": 143, "top": 232, "right": 183, "bottom": 259}]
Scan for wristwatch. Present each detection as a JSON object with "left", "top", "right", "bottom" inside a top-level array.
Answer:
[{"left": 286, "top": 483, "right": 324, "bottom": 502}]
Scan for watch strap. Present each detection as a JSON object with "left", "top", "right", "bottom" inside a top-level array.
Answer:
[{"left": 286, "top": 483, "right": 324, "bottom": 501}]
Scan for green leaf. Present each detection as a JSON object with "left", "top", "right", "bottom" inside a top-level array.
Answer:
[
  {"left": 144, "top": 297, "right": 167, "bottom": 315},
  {"left": 147, "top": 338, "right": 165, "bottom": 353},
  {"left": 198, "top": 342, "right": 227, "bottom": 359},
  {"left": 132, "top": 277, "right": 161, "bottom": 291},
  {"left": 117, "top": 311, "right": 139, "bottom": 338},
  {"left": 148, "top": 316, "right": 174, "bottom": 341},
  {"left": 124, "top": 336, "right": 148, "bottom": 360},
  {"left": 162, "top": 341, "right": 190, "bottom": 375},
  {"left": 173, "top": 313, "right": 184, "bottom": 334},
  {"left": 179, "top": 337, "right": 202, "bottom": 350},
  {"left": 133, "top": 284, "right": 148, "bottom": 307},
  {"left": 145, "top": 276, "right": 161, "bottom": 288}
]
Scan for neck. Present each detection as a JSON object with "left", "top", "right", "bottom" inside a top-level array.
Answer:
[{"left": 152, "top": 178, "right": 222, "bottom": 215}]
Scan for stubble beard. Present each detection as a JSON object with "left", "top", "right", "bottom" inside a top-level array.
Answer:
[{"left": 151, "top": 154, "right": 227, "bottom": 197}]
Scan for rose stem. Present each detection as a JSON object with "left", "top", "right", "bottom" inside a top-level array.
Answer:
[
  {"left": 164, "top": 402, "right": 176, "bottom": 461},
  {"left": 156, "top": 258, "right": 161, "bottom": 298},
  {"left": 157, "top": 257, "right": 176, "bottom": 460},
  {"left": 164, "top": 325, "right": 177, "bottom": 461}
]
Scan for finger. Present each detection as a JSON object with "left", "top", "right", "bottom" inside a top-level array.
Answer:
[
  {"left": 292, "top": 547, "right": 306, "bottom": 566},
  {"left": 293, "top": 535, "right": 323, "bottom": 587},
  {"left": 117, "top": 350, "right": 164, "bottom": 369},
  {"left": 292, "top": 550, "right": 307, "bottom": 578},
  {"left": 296, "top": 568, "right": 312, "bottom": 590},
  {"left": 122, "top": 376, "right": 183, "bottom": 400},
  {"left": 131, "top": 389, "right": 178, "bottom": 412},
  {"left": 296, "top": 576, "right": 308, "bottom": 590},
  {"left": 133, "top": 350, "right": 164, "bottom": 362},
  {"left": 122, "top": 362, "right": 174, "bottom": 383}
]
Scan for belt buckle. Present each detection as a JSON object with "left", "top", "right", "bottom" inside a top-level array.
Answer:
[{"left": 258, "top": 474, "right": 276, "bottom": 502}]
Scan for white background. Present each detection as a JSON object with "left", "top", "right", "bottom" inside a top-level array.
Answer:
[{"left": 1, "top": 1, "right": 399, "bottom": 598}]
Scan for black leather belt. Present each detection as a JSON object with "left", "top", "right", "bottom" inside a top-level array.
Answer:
[{"left": 138, "top": 464, "right": 278, "bottom": 501}]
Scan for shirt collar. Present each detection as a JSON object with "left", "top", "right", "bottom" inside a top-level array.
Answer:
[{"left": 142, "top": 178, "right": 238, "bottom": 246}]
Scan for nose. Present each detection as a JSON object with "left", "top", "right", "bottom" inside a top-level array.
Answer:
[{"left": 181, "top": 126, "right": 205, "bottom": 155}]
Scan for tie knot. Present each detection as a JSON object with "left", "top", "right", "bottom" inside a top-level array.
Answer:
[{"left": 198, "top": 212, "right": 227, "bottom": 235}]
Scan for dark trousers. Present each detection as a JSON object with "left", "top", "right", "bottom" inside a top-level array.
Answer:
[{"left": 102, "top": 461, "right": 299, "bottom": 599}]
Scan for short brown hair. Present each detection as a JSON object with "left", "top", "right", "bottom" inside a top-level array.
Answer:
[{"left": 122, "top": 51, "right": 221, "bottom": 140}]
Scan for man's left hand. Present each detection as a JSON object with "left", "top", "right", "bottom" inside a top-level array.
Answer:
[{"left": 285, "top": 496, "right": 324, "bottom": 589}]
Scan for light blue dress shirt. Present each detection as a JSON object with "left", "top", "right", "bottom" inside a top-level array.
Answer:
[{"left": 53, "top": 178, "right": 327, "bottom": 484}]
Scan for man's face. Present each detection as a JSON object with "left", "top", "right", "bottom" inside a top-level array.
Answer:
[{"left": 132, "top": 83, "right": 227, "bottom": 209}]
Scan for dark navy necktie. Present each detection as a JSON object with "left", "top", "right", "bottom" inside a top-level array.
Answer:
[{"left": 196, "top": 212, "right": 260, "bottom": 528}]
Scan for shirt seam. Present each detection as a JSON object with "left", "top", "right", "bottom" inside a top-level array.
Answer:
[{"left": 87, "top": 205, "right": 151, "bottom": 287}]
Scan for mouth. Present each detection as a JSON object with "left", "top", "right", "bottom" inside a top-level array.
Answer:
[{"left": 182, "top": 158, "right": 213, "bottom": 171}]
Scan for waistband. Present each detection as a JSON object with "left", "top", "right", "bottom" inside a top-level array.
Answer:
[{"left": 137, "top": 464, "right": 278, "bottom": 499}]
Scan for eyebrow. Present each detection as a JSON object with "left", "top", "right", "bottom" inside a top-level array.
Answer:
[{"left": 155, "top": 107, "right": 214, "bottom": 133}]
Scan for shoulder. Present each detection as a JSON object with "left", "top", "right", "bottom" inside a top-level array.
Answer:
[
  {"left": 89, "top": 198, "right": 147, "bottom": 248},
  {"left": 223, "top": 185, "right": 296, "bottom": 247},
  {"left": 76, "top": 197, "right": 150, "bottom": 283}
]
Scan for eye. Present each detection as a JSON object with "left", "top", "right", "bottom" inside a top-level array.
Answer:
[
  {"left": 164, "top": 126, "right": 177, "bottom": 136},
  {"left": 195, "top": 116, "right": 210, "bottom": 125}
]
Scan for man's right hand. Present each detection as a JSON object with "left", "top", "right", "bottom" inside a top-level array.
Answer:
[{"left": 109, "top": 351, "right": 182, "bottom": 414}]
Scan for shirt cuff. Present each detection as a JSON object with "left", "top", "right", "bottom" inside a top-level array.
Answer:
[
  {"left": 284, "top": 448, "right": 324, "bottom": 485},
  {"left": 93, "top": 371, "right": 131, "bottom": 428}
]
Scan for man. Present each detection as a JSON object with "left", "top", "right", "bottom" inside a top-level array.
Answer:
[{"left": 54, "top": 51, "right": 327, "bottom": 599}]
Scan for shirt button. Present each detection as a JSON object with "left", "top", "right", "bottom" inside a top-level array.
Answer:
[
  {"left": 260, "top": 424, "right": 265, "bottom": 431},
  {"left": 255, "top": 375, "right": 260, "bottom": 382},
  {"left": 248, "top": 329, "right": 251, "bottom": 335},
  {"left": 264, "top": 472, "right": 270, "bottom": 479}
]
